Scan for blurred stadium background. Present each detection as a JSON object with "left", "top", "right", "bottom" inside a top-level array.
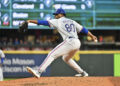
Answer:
[{"left": 0, "top": 0, "right": 120, "bottom": 80}]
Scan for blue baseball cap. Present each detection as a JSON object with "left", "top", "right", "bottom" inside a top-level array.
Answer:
[{"left": 53, "top": 8, "right": 66, "bottom": 15}]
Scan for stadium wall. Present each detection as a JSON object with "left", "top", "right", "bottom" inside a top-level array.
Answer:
[{"left": 3, "top": 51, "right": 120, "bottom": 78}]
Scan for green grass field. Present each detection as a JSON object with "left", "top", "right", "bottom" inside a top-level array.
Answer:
[{"left": 4, "top": 78, "right": 20, "bottom": 81}]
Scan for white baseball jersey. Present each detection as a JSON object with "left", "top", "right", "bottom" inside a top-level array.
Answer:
[
  {"left": 0, "top": 50, "right": 5, "bottom": 58},
  {"left": 48, "top": 17, "right": 83, "bottom": 40},
  {"left": 38, "top": 17, "right": 83, "bottom": 74}
]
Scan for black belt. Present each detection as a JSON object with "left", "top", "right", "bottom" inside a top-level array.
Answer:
[{"left": 68, "top": 36, "right": 75, "bottom": 39}]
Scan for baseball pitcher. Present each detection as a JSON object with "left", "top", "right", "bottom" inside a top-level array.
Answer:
[
  {"left": 0, "top": 49, "right": 5, "bottom": 81},
  {"left": 19, "top": 8, "right": 97, "bottom": 78}
]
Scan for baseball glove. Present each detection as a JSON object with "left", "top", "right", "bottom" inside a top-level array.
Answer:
[{"left": 19, "top": 21, "right": 28, "bottom": 32}]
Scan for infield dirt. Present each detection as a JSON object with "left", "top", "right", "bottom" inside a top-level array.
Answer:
[{"left": 0, "top": 77, "right": 120, "bottom": 86}]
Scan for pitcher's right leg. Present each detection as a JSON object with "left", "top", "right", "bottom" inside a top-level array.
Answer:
[
  {"left": 62, "top": 50, "right": 84, "bottom": 74},
  {"left": 62, "top": 50, "right": 88, "bottom": 77}
]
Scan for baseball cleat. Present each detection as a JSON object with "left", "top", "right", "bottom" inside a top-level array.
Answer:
[
  {"left": 75, "top": 71, "right": 89, "bottom": 77},
  {"left": 26, "top": 67, "right": 41, "bottom": 78}
]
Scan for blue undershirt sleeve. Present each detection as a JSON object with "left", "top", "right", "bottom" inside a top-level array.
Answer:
[
  {"left": 37, "top": 20, "right": 50, "bottom": 26},
  {"left": 81, "top": 27, "right": 88, "bottom": 34},
  {"left": 1, "top": 58, "right": 4, "bottom": 64}
]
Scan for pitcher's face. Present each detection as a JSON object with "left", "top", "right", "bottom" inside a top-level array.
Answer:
[
  {"left": 54, "top": 14, "right": 64, "bottom": 19},
  {"left": 54, "top": 14, "right": 59, "bottom": 19}
]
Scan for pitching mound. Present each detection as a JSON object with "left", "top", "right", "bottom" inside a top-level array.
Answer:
[{"left": 0, "top": 77, "right": 120, "bottom": 86}]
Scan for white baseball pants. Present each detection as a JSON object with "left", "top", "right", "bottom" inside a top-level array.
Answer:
[
  {"left": 0, "top": 67, "right": 3, "bottom": 81},
  {"left": 38, "top": 38, "right": 83, "bottom": 73}
]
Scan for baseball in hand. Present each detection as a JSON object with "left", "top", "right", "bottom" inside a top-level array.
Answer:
[{"left": 94, "top": 39, "right": 98, "bottom": 43}]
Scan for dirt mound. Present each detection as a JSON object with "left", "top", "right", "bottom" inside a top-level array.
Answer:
[{"left": 0, "top": 77, "right": 120, "bottom": 86}]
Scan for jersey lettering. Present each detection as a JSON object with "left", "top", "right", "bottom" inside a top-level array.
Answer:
[{"left": 65, "top": 24, "right": 75, "bottom": 32}]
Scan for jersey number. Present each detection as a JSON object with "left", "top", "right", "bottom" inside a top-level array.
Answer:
[{"left": 65, "top": 24, "right": 75, "bottom": 32}]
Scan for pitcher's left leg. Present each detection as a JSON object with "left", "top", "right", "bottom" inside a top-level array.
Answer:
[{"left": 38, "top": 40, "right": 70, "bottom": 72}]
